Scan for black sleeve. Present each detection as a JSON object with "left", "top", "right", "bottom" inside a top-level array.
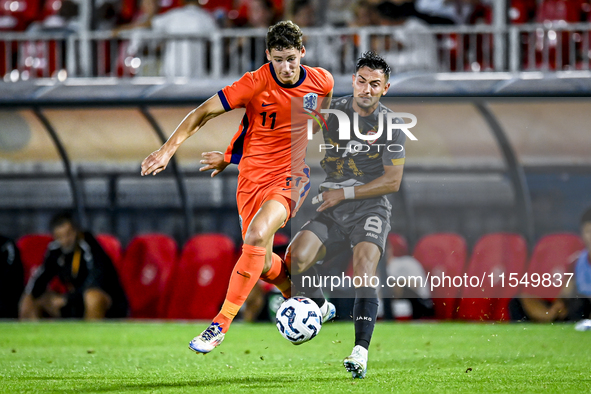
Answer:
[
  {"left": 80, "top": 232, "right": 113, "bottom": 290},
  {"left": 0, "top": 237, "right": 24, "bottom": 317},
  {"left": 26, "top": 247, "right": 59, "bottom": 299}
]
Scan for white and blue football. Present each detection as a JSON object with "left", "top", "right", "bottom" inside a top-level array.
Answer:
[{"left": 275, "top": 296, "right": 322, "bottom": 345}]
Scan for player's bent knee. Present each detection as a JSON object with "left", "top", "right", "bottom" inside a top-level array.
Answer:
[
  {"left": 244, "top": 225, "right": 271, "bottom": 247},
  {"left": 288, "top": 249, "right": 312, "bottom": 275}
]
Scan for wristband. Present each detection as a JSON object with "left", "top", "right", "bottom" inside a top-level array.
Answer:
[
  {"left": 343, "top": 187, "right": 355, "bottom": 200},
  {"left": 311, "top": 194, "right": 323, "bottom": 205}
]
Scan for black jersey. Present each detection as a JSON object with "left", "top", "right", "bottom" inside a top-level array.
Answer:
[
  {"left": 0, "top": 235, "right": 23, "bottom": 318},
  {"left": 26, "top": 232, "right": 126, "bottom": 307},
  {"left": 320, "top": 96, "right": 406, "bottom": 188}
]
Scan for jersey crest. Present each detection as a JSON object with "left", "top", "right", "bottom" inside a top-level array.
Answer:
[{"left": 303, "top": 93, "right": 318, "bottom": 111}]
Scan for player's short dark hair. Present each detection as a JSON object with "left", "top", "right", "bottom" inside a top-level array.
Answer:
[
  {"left": 356, "top": 51, "right": 391, "bottom": 81},
  {"left": 266, "top": 20, "right": 303, "bottom": 52},
  {"left": 581, "top": 207, "right": 591, "bottom": 226},
  {"left": 49, "top": 211, "right": 79, "bottom": 231}
]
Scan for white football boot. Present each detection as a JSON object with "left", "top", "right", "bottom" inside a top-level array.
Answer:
[
  {"left": 321, "top": 301, "right": 336, "bottom": 324},
  {"left": 188, "top": 322, "right": 225, "bottom": 354},
  {"left": 343, "top": 345, "right": 368, "bottom": 379}
]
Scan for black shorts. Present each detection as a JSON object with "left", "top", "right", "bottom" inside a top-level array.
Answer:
[{"left": 300, "top": 196, "right": 392, "bottom": 258}]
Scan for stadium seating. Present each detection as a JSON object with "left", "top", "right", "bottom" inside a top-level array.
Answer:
[
  {"left": 509, "top": 0, "right": 536, "bottom": 24},
  {"left": 164, "top": 233, "right": 236, "bottom": 320},
  {"left": 533, "top": 0, "right": 584, "bottom": 70},
  {"left": 387, "top": 233, "right": 409, "bottom": 258},
  {"left": 0, "top": 0, "right": 41, "bottom": 31},
  {"left": 118, "top": 234, "right": 178, "bottom": 318},
  {"left": 536, "top": 0, "right": 583, "bottom": 23},
  {"left": 15, "top": 233, "right": 68, "bottom": 293},
  {"left": 96, "top": 233, "right": 123, "bottom": 270},
  {"left": 522, "top": 233, "right": 585, "bottom": 300},
  {"left": 16, "top": 233, "right": 52, "bottom": 283},
  {"left": 413, "top": 233, "right": 468, "bottom": 319},
  {"left": 456, "top": 233, "right": 528, "bottom": 321}
]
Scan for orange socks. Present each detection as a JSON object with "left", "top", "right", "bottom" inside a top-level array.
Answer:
[
  {"left": 260, "top": 253, "right": 292, "bottom": 299},
  {"left": 214, "top": 244, "right": 266, "bottom": 333}
]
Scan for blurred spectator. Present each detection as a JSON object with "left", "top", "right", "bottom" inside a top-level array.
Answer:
[
  {"left": 415, "top": 0, "right": 480, "bottom": 25},
  {"left": 375, "top": 1, "right": 438, "bottom": 74},
  {"left": 245, "top": 0, "right": 278, "bottom": 27},
  {"left": 325, "top": 0, "right": 357, "bottom": 26},
  {"left": 233, "top": 0, "right": 282, "bottom": 27},
  {"left": 19, "top": 212, "right": 127, "bottom": 320},
  {"left": 385, "top": 254, "right": 434, "bottom": 320},
  {"left": 113, "top": 0, "right": 159, "bottom": 34},
  {"left": 0, "top": 235, "right": 23, "bottom": 318},
  {"left": 290, "top": 0, "right": 316, "bottom": 27},
  {"left": 509, "top": 207, "right": 591, "bottom": 322},
  {"left": 149, "top": 0, "right": 218, "bottom": 78},
  {"left": 26, "top": 0, "right": 79, "bottom": 33},
  {"left": 350, "top": 0, "right": 381, "bottom": 27},
  {"left": 230, "top": 0, "right": 278, "bottom": 71},
  {"left": 95, "top": 1, "right": 119, "bottom": 31}
]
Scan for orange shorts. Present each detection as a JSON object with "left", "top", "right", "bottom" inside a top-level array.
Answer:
[{"left": 236, "top": 167, "right": 311, "bottom": 239}]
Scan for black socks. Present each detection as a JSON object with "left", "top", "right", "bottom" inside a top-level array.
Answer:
[{"left": 353, "top": 286, "right": 379, "bottom": 350}]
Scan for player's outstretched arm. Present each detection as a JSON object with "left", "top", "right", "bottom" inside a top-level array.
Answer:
[
  {"left": 141, "top": 95, "right": 226, "bottom": 176},
  {"left": 200, "top": 151, "right": 230, "bottom": 177},
  {"left": 315, "top": 165, "right": 403, "bottom": 212}
]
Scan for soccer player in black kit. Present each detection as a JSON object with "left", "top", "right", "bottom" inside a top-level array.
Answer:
[
  {"left": 287, "top": 52, "right": 406, "bottom": 379},
  {"left": 20, "top": 212, "right": 127, "bottom": 320}
]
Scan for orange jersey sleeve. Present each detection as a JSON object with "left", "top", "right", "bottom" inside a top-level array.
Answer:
[{"left": 218, "top": 71, "right": 257, "bottom": 111}]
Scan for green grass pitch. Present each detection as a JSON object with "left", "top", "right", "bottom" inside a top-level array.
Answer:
[{"left": 1, "top": 321, "right": 590, "bottom": 393}]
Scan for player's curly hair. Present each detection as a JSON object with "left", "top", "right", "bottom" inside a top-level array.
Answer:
[
  {"left": 356, "top": 51, "right": 391, "bottom": 81},
  {"left": 266, "top": 20, "right": 303, "bottom": 52}
]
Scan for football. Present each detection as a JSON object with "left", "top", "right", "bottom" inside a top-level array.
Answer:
[{"left": 275, "top": 296, "right": 322, "bottom": 345}]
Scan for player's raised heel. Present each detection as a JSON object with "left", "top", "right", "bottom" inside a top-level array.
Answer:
[
  {"left": 188, "top": 322, "right": 225, "bottom": 354},
  {"left": 322, "top": 301, "right": 336, "bottom": 324},
  {"left": 343, "top": 345, "right": 368, "bottom": 379}
]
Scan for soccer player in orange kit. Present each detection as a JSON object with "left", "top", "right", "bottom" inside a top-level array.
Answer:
[{"left": 140, "top": 20, "right": 334, "bottom": 353}]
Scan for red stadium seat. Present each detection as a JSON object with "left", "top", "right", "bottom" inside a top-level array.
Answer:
[
  {"left": 456, "top": 233, "right": 528, "bottom": 321},
  {"left": 16, "top": 233, "right": 66, "bottom": 293},
  {"left": 522, "top": 233, "right": 585, "bottom": 300},
  {"left": 119, "top": 0, "right": 138, "bottom": 24},
  {"left": 509, "top": 0, "right": 536, "bottom": 24},
  {"left": 413, "top": 233, "right": 467, "bottom": 319},
  {"left": 41, "top": 0, "right": 62, "bottom": 19},
  {"left": 533, "top": 0, "right": 584, "bottom": 70},
  {"left": 0, "top": 0, "right": 41, "bottom": 31},
  {"left": 96, "top": 234, "right": 123, "bottom": 271},
  {"left": 387, "top": 233, "right": 408, "bottom": 258},
  {"left": 536, "top": 0, "right": 582, "bottom": 23},
  {"left": 491, "top": 236, "right": 578, "bottom": 320},
  {"left": 118, "top": 234, "right": 178, "bottom": 318},
  {"left": 165, "top": 234, "right": 236, "bottom": 320},
  {"left": 16, "top": 234, "right": 52, "bottom": 283}
]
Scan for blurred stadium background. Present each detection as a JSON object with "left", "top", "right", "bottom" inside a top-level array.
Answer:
[{"left": 1, "top": 0, "right": 591, "bottom": 321}]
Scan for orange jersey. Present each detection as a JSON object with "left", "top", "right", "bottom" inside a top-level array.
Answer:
[{"left": 219, "top": 63, "right": 333, "bottom": 185}]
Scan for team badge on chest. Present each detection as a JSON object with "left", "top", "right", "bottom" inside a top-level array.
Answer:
[{"left": 303, "top": 93, "right": 318, "bottom": 111}]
